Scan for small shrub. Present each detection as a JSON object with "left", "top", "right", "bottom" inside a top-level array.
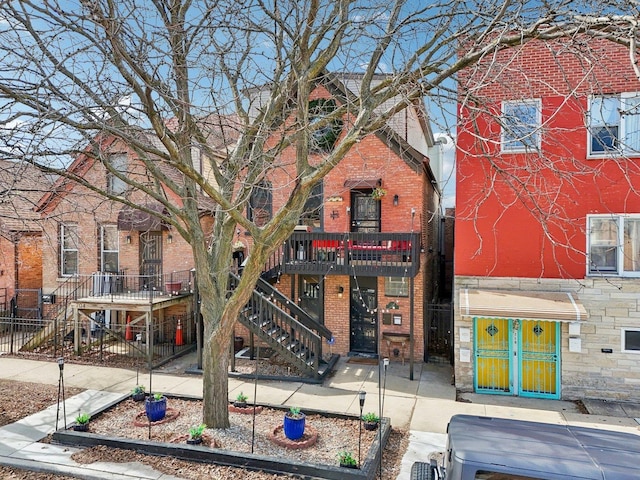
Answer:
[
  {"left": 287, "top": 406, "right": 302, "bottom": 418},
  {"left": 152, "top": 392, "right": 164, "bottom": 401},
  {"left": 338, "top": 450, "right": 357, "bottom": 467},
  {"left": 362, "top": 412, "right": 380, "bottom": 423},
  {"left": 189, "top": 423, "right": 207, "bottom": 439},
  {"left": 75, "top": 412, "right": 90, "bottom": 425},
  {"left": 236, "top": 391, "right": 248, "bottom": 403},
  {"left": 132, "top": 385, "right": 145, "bottom": 395}
]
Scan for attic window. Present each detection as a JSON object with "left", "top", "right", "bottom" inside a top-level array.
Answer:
[
  {"left": 107, "top": 154, "right": 128, "bottom": 196},
  {"left": 309, "top": 99, "right": 343, "bottom": 153}
]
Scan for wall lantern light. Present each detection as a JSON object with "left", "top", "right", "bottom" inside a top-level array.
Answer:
[
  {"left": 337, "top": 286, "right": 344, "bottom": 299},
  {"left": 167, "top": 234, "right": 173, "bottom": 244},
  {"left": 393, "top": 194, "right": 399, "bottom": 206},
  {"left": 126, "top": 235, "right": 131, "bottom": 244}
]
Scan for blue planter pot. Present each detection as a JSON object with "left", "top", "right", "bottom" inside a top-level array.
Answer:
[
  {"left": 283, "top": 413, "right": 305, "bottom": 440},
  {"left": 145, "top": 397, "right": 167, "bottom": 422}
]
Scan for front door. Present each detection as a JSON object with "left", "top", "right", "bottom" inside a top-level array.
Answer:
[
  {"left": 140, "top": 231, "right": 162, "bottom": 289},
  {"left": 351, "top": 191, "right": 380, "bottom": 233},
  {"left": 299, "top": 275, "right": 323, "bottom": 324},
  {"left": 474, "top": 318, "right": 560, "bottom": 399},
  {"left": 350, "top": 277, "right": 378, "bottom": 354},
  {"left": 519, "top": 320, "right": 560, "bottom": 398}
]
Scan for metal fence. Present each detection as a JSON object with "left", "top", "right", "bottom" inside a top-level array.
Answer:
[
  {"left": 0, "top": 312, "right": 196, "bottom": 369},
  {"left": 425, "top": 303, "right": 453, "bottom": 364}
]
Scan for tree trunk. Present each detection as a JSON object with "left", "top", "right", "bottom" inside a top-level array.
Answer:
[{"left": 202, "top": 317, "right": 231, "bottom": 428}]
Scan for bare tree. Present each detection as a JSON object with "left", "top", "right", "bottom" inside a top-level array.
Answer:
[{"left": 0, "top": 0, "right": 634, "bottom": 427}]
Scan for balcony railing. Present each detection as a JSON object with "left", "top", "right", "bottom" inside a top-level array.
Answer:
[
  {"left": 280, "top": 232, "right": 420, "bottom": 277},
  {"left": 45, "top": 270, "right": 194, "bottom": 306}
]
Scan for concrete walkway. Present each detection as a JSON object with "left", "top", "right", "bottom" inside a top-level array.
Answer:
[{"left": 0, "top": 355, "right": 639, "bottom": 479}]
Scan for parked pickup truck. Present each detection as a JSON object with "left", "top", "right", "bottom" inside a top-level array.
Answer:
[{"left": 412, "top": 414, "right": 640, "bottom": 480}]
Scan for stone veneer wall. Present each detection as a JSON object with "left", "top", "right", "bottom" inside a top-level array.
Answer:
[{"left": 454, "top": 276, "right": 640, "bottom": 401}]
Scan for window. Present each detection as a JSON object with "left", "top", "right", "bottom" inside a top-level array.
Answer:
[
  {"left": 100, "top": 225, "right": 119, "bottom": 273},
  {"left": 107, "top": 153, "right": 128, "bottom": 195},
  {"left": 501, "top": 100, "right": 541, "bottom": 152},
  {"left": 622, "top": 328, "right": 640, "bottom": 353},
  {"left": 60, "top": 224, "right": 78, "bottom": 276},
  {"left": 308, "top": 99, "right": 343, "bottom": 153},
  {"left": 588, "top": 94, "right": 640, "bottom": 156},
  {"left": 384, "top": 277, "right": 408, "bottom": 297},
  {"left": 248, "top": 180, "right": 272, "bottom": 227},
  {"left": 588, "top": 215, "right": 640, "bottom": 276},
  {"left": 299, "top": 182, "right": 323, "bottom": 231}
]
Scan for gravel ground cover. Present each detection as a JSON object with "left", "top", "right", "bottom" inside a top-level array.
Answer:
[{"left": 0, "top": 375, "right": 409, "bottom": 479}]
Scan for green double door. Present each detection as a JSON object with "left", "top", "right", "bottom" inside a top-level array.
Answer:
[{"left": 474, "top": 318, "right": 560, "bottom": 399}]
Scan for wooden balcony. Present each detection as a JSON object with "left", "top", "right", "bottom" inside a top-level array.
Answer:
[{"left": 280, "top": 232, "right": 420, "bottom": 277}]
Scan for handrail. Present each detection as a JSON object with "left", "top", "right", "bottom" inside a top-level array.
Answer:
[
  {"left": 238, "top": 283, "right": 322, "bottom": 374},
  {"left": 255, "top": 275, "right": 333, "bottom": 340}
]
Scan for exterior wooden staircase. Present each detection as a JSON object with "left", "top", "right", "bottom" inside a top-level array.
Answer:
[{"left": 230, "top": 273, "right": 335, "bottom": 379}]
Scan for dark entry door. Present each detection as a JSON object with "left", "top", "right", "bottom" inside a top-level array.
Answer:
[
  {"left": 299, "top": 275, "right": 323, "bottom": 324},
  {"left": 351, "top": 191, "right": 380, "bottom": 233},
  {"left": 140, "top": 231, "right": 162, "bottom": 289},
  {"left": 350, "top": 276, "right": 378, "bottom": 354}
]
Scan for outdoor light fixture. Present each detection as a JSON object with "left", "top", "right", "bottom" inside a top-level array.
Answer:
[
  {"left": 393, "top": 194, "right": 399, "bottom": 206},
  {"left": 167, "top": 234, "right": 173, "bottom": 244},
  {"left": 337, "top": 286, "right": 344, "bottom": 298},
  {"left": 56, "top": 357, "right": 66, "bottom": 431},
  {"left": 358, "top": 391, "right": 366, "bottom": 467},
  {"left": 126, "top": 235, "right": 131, "bottom": 244}
]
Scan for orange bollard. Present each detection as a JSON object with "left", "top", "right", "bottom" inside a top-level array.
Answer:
[
  {"left": 125, "top": 315, "right": 133, "bottom": 341},
  {"left": 175, "top": 319, "right": 184, "bottom": 346}
]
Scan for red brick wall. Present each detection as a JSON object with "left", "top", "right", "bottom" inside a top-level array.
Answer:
[
  {"left": 456, "top": 38, "right": 640, "bottom": 279},
  {"left": 0, "top": 237, "right": 15, "bottom": 303}
]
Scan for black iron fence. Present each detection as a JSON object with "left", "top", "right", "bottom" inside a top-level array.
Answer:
[
  {"left": 0, "top": 270, "right": 197, "bottom": 368},
  {"left": 0, "top": 312, "right": 196, "bottom": 369},
  {"left": 425, "top": 303, "right": 453, "bottom": 364}
]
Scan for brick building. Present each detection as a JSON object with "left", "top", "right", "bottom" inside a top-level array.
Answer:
[
  {"left": 242, "top": 74, "right": 444, "bottom": 366},
  {"left": 0, "top": 160, "right": 51, "bottom": 315},
  {"left": 34, "top": 134, "right": 213, "bottom": 346},
  {"left": 28, "top": 74, "right": 444, "bottom": 374},
  {"left": 455, "top": 37, "right": 640, "bottom": 400}
]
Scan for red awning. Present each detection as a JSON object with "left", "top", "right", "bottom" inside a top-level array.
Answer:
[{"left": 343, "top": 178, "right": 381, "bottom": 189}]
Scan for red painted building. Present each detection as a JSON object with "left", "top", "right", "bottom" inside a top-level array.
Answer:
[{"left": 455, "top": 37, "right": 640, "bottom": 400}]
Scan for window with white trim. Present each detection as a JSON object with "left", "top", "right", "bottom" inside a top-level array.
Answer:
[
  {"left": 100, "top": 225, "right": 119, "bottom": 273},
  {"left": 107, "top": 153, "right": 128, "bottom": 195},
  {"left": 60, "top": 224, "right": 78, "bottom": 276},
  {"left": 621, "top": 328, "right": 640, "bottom": 353},
  {"left": 501, "top": 100, "right": 541, "bottom": 152},
  {"left": 588, "top": 94, "right": 640, "bottom": 156},
  {"left": 588, "top": 215, "right": 640, "bottom": 276}
]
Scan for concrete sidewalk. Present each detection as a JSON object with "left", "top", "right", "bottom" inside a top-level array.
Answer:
[{"left": 0, "top": 355, "right": 639, "bottom": 479}]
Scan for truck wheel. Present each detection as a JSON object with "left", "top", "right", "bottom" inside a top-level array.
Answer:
[{"left": 410, "top": 462, "right": 435, "bottom": 480}]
